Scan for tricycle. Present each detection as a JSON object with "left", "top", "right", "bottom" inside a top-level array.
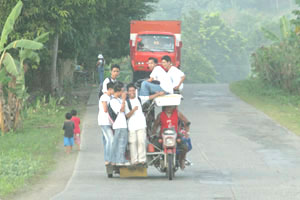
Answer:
[{"left": 106, "top": 93, "right": 191, "bottom": 180}]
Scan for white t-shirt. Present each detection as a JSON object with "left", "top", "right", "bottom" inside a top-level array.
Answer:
[
  {"left": 167, "top": 66, "right": 185, "bottom": 91},
  {"left": 125, "top": 96, "right": 149, "bottom": 131},
  {"left": 98, "top": 94, "right": 111, "bottom": 126},
  {"left": 110, "top": 98, "right": 127, "bottom": 129},
  {"left": 150, "top": 66, "right": 173, "bottom": 94},
  {"left": 102, "top": 77, "right": 117, "bottom": 93}
]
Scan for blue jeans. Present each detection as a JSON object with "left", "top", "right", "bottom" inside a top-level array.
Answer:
[
  {"left": 139, "top": 81, "right": 164, "bottom": 96},
  {"left": 100, "top": 125, "right": 114, "bottom": 162},
  {"left": 98, "top": 67, "right": 104, "bottom": 84},
  {"left": 111, "top": 128, "right": 128, "bottom": 163}
]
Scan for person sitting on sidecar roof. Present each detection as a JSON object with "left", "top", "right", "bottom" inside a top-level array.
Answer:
[
  {"left": 161, "top": 55, "right": 185, "bottom": 94},
  {"left": 152, "top": 106, "right": 191, "bottom": 170},
  {"left": 139, "top": 57, "right": 173, "bottom": 96}
]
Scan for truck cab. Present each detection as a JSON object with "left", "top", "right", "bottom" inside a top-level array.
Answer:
[{"left": 130, "top": 21, "right": 182, "bottom": 81}]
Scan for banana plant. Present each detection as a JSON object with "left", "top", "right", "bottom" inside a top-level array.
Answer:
[
  {"left": 261, "top": 16, "right": 292, "bottom": 42},
  {"left": 0, "top": 1, "right": 47, "bottom": 134}
]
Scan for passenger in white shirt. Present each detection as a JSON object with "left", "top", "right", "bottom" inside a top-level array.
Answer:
[
  {"left": 101, "top": 64, "right": 120, "bottom": 94},
  {"left": 161, "top": 55, "right": 185, "bottom": 93},
  {"left": 125, "top": 83, "right": 164, "bottom": 165},
  {"left": 98, "top": 82, "right": 115, "bottom": 166},
  {"left": 139, "top": 57, "right": 173, "bottom": 96},
  {"left": 109, "top": 82, "right": 129, "bottom": 166}
]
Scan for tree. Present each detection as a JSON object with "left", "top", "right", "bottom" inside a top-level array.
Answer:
[
  {"left": 0, "top": 0, "right": 157, "bottom": 94},
  {"left": 182, "top": 11, "right": 249, "bottom": 83},
  {"left": 0, "top": 1, "right": 46, "bottom": 134}
]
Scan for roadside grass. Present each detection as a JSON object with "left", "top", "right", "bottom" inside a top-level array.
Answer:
[
  {"left": 230, "top": 79, "right": 300, "bottom": 135},
  {"left": 0, "top": 86, "right": 91, "bottom": 198}
]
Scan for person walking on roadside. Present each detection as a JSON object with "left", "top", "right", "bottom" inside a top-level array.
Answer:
[
  {"left": 125, "top": 83, "right": 164, "bottom": 165},
  {"left": 63, "top": 113, "right": 75, "bottom": 154},
  {"left": 98, "top": 82, "right": 115, "bottom": 166},
  {"left": 71, "top": 110, "right": 81, "bottom": 151},
  {"left": 110, "top": 82, "right": 130, "bottom": 166},
  {"left": 161, "top": 55, "right": 185, "bottom": 93},
  {"left": 96, "top": 54, "right": 105, "bottom": 84}
]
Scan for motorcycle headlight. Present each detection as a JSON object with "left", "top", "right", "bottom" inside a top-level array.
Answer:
[{"left": 165, "top": 137, "right": 175, "bottom": 147}]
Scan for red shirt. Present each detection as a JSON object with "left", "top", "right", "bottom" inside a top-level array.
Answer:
[
  {"left": 71, "top": 116, "right": 81, "bottom": 134},
  {"left": 160, "top": 109, "right": 178, "bottom": 134}
]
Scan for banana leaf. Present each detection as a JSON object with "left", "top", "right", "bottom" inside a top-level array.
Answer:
[
  {"left": 34, "top": 32, "right": 49, "bottom": 43},
  {"left": 0, "top": 69, "right": 11, "bottom": 84},
  {"left": 0, "top": 1, "right": 23, "bottom": 50},
  {"left": 261, "top": 27, "right": 280, "bottom": 42},
  {"left": 5, "top": 40, "right": 43, "bottom": 51},
  {"left": 2, "top": 53, "right": 19, "bottom": 76},
  {"left": 280, "top": 16, "right": 290, "bottom": 39}
]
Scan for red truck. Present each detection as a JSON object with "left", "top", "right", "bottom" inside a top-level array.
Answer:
[{"left": 130, "top": 20, "right": 182, "bottom": 81}]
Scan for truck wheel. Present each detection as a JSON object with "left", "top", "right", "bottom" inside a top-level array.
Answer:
[{"left": 167, "top": 154, "right": 174, "bottom": 180}]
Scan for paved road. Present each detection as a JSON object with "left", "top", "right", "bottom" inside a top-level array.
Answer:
[{"left": 52, "top": 84, "right": 300, "bottom": 200}]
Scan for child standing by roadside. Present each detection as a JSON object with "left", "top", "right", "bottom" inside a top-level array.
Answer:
[
  {"left": 63, "top": 113, "right": 75, "bottom": 154},
  {"left": 71, "top": 110, "right": 81, "bottom": 150}
]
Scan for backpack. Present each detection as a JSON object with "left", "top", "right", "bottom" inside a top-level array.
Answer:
[
  {"left": 98, "top": 77, "right": 112, "bottom": 99},
  {"left": 107, "top": 98, "right": 119, "bottom": 123},
  {"left": 126, "top": 97, "right": 142, "bottom": 111}
]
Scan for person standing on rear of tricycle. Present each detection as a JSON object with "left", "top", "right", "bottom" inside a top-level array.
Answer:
[
  {"left": 98, "top": 82, "right": 115, "bottom": 166},
  {"left": 110, "top": 82, "right": 130, "bottom": 166},
  {"left": 125, "top": 83, "right": 164, "bottom": 165}
]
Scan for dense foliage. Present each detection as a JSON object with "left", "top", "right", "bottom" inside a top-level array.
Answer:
[
  {"left": 182, "top": 11, "right": 249, "bottom": 83},
  {"left": 0, "top": 0, "right": 157, "bottom": 93},
  {"left": 251, "top": 2, "right": 300, "bottom": 94},
  {"left": 148, "top": 0, "right": 294, "bottom": 83},
  {"left": 0, "top": 1, "right": 46, "bottom": 133}
]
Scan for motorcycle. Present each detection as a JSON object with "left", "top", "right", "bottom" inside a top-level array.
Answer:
[{"left": 145, "top": 93, "right": 187, "bottom": 180}]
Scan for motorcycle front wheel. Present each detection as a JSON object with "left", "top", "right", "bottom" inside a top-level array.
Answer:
[{"left": 167, "top": 154, "right": 174, "bottom": 180}]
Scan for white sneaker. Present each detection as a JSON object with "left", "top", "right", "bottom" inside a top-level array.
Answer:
[{"left": 116, "top": 163, "right": 124, "bottom": 166}]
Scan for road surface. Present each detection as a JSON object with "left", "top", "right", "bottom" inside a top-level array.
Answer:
[{"left": 52, "top": 84, "right": 300, "bottom": 200}]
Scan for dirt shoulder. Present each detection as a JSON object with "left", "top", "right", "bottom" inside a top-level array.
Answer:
[
  {"left": 10, "top": 147, "right": 78, "bottom": 200},
  {"left": 7, "top": 85, "right": 94, "bottom": 200}
]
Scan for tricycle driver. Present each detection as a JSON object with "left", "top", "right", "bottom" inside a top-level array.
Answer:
[{"left": 152, "top": 106, "right": 191, "bottom": 170}]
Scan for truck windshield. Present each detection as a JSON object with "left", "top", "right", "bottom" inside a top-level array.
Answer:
[{"left": 137, "top": 34, "right": 174, "bottom": 52}]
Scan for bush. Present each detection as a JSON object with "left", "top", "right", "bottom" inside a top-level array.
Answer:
[{"left": 251, "top": 34, "right": 300, "bottom": 94}]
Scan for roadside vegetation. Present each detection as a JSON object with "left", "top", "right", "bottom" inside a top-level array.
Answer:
[
  {"left": 230, "top": 0, "right": 300, "bottom": 135},
  {"left": 0, "top": 87, "right": 90, "bottom": 198},
  {"left": 231, "top": 79, "right": 300, "bottom": 135}
]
